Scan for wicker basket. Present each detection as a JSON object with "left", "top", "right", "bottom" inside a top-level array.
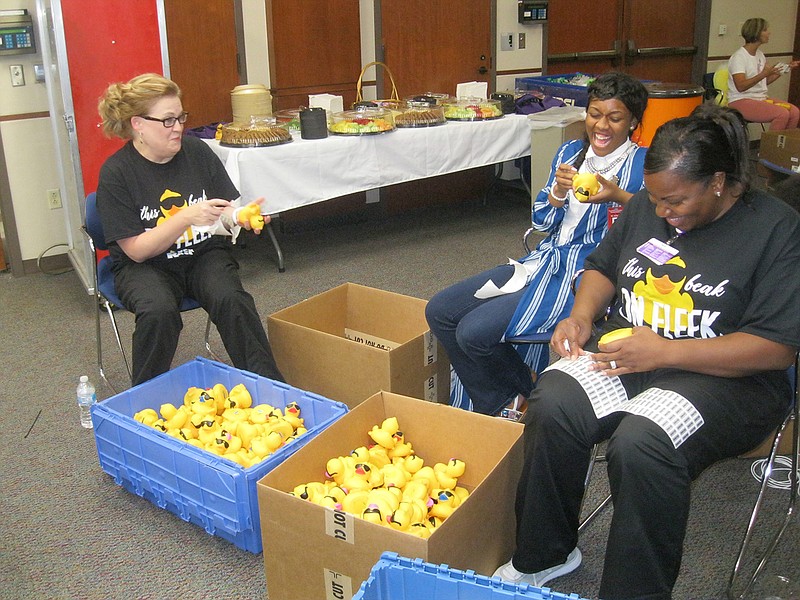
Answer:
[{"left": 355, "top": 61, "right": 400, "bottom": 108}]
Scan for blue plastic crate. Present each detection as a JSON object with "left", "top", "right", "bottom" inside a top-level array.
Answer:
[
  {"left": 354, "top": 552, "right": 591, "bottom": 600},
  {"left": 515, "top": 73, "right": 596, "bottom": 107},
  {"left": 91, "top": 356, "right": 348, "bottom": 553}
]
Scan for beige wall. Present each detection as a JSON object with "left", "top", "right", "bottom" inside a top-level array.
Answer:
[
  {"left": 2, "top": 0, "right": 798, "bottom": 271},
  {"left": 0, "top": 0, "right": 66, "bottom": 266}
]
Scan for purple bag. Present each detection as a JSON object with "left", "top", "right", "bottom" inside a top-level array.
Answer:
[{"left": 514, "top": 91, "right": 565, "bottom": 115}]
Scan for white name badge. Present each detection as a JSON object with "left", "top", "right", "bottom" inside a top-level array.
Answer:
[{"left": 636, "top": 238, "right": 679, "bottom": 265}]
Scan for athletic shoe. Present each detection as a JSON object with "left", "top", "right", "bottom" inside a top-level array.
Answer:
[{"left": 493, "top": 547, "right": 582, "bottom": 587}]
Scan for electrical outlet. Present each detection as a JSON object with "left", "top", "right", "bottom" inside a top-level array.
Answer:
[
  {"left": 10, "top": 65, "right": 24, "bottom": 87},
  {"left": 519, "top": 32, "right": 527, "bottom": 49},
  {"left": 47, "top": 189, "right": 62, "bottom": 210},
  {"left": 718, "top": 23, "right": 727, "bottom": 36},
  {"left": 501, "top": 32, "right": 514, "bottom": 51}
]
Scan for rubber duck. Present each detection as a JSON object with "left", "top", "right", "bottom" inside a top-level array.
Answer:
[
  {"left": 160, "top": 402, "right": 180, "bottom": 420},
  {"left": 342, "top": 463, "right": 379, "bottom": 492},
  {"left": 598, "top": 327, "right": 634, "bottom": 347},
  {"left": 190, "top": 412, "right": 217, "bottom": 431},
  {"left": 453, "top": 486, "right": 470, "bottom": 504},
  {"left": 424, "top": 515, "right": 443, "bottom": 533},
  {"left": 283, "top": 401, "right": 304, "bottom": 429},
  {"left": 317, "top": 485, "right": 347, "bottom": 509},
  {"left": 249, "top": 404, "right": 272, "bottom": 424},
  {"left": 387, "top": 439, "right": 414, "bottom": 459},
  {"left": 361, "top": 503, "right": 387, "bottom": 525},
  {"left": 572, "top": 172, "right": 601, "bottom": 202},
  {"left": 428, "top": 488, "right": 460, "bottom": 520},
  {"left": 398, "top": 454, "right": 424, "bottom": 475},
  {"left": 381, "top": 463, "right": 408, "bottom": 489},
  {"left": 368, "top": 417, "right": 400, "bottom": 449},
  {"left": 411, "top": 466, "right": 438, "bottom": 492},
  {"left": 210, "top": 383, "right": 229, "bottom": 414},
  {"left": 197, "top": 422, "right": 222, "bottom": 445},
  {"left": 267, "top": 418, "right": 295, "bottom": 440},
  {"left": 236, "top": 202, "right": 265, "bottom": 230},
  {"left": 388, "top": 500, "right": 424, "bottom": 532},
  {"left": 183, "top": 386, "right": 205, "bottom": 408},
  {"left": 249, "top": 434, "right": 276, "bottom": 459},
  {"left": 368, "top": 487, "right": 400, "bottom": 514},
  {"left": 367, "top": 445, "right": 391, "bottom": 468},
  {"left": 340, "top": 489, "right": 370, "bottom": 515},
  {"left": 408, "top": 522, "right": 432, "bottom": 539},
  {"left": 212, "top": 429, "right": 242, "bottom": 454},
  {"left": 433, "top": 463, "right": 459, "bottom": 490},
  {"left": 325, "top": 456, "right": 355, "bottom": 485},
  {"left": 164, "top": 405, "right": 190, "bottom": 430},
  {"left": 401, "top": 480, "right": 431, "bottom": 504},
  {"left": 221, "top": 407, "right": 249, "bottom": 424},
  {"left": 236, "top": 421, "right": 260, "bottom": 449},
  {"left": 292, "top": 481, "right": 327, "bottom": 503},
  {"left": 226, "top": 383, "right": 252, "bottom": 410},
  {"left": 133, "top": 408, "right": 160, "bottom": 427}
]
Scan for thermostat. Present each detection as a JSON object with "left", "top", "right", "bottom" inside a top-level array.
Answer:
[
  {"left": 0, "top": 10, "right": 36, "bottom": 55},
  {"left": 518, "top": 0, "right": 548, "bottom": 23}
]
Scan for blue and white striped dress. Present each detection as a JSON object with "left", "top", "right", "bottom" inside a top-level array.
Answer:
[{"left": 450, "top": 138, "right": 647, "bottom": 410}]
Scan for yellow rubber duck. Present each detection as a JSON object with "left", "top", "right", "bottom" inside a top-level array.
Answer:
[
  {"left": 236, "top": 202, "right": 265, "bottom": 231},
  {"left": 133, "top": 408, "right": 160, "bottom": 427},
  {"left": 226, "top": 383, "right": 252, "bottom": 410},
  {"left": 572, "top": 172, "right": 601, "bottom": 202},
  {"left": 340, "top": 489, "right": 370, "bottom": 515},
  {"left": 283, "top": 401, "right": 303, "bottom": 429}
]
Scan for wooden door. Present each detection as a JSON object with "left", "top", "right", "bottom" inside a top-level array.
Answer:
[
  {"left": 163, "top": 0, "right": 241, "bottom": 128},
  {"left": 267, "top": 0, "right": 362, "bottom": 110},
  {"left": 547, "top": 0, "right": 698, "bottom": 83},
  {"left": 379, "top": 0, "right": 492, "bottom": 97}
]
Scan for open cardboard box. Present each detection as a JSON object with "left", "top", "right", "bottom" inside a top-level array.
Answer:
[
  {"left": 267, "top": 283, "right": 450, "bottom": 407},
  {"left": 257, "top": 391, "right": 524, "bottom": 600}
]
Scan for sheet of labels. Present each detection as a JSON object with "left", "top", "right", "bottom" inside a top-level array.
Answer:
[{"left": 544, "top": 355, "right": 704, "bottom": 448}]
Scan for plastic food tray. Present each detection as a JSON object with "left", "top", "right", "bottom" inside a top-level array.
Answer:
[
  {"left": 354, "top": 552, "right": 591, "bottom": 600},
  {"left": 91, "top": 356, "right": 348, "bottom": 553},
  {"left": 329, "top": 108, "right": 396, "bottom": 135},
  {"left": 441, "top": 97, "right": 504, "bottom": 121}
]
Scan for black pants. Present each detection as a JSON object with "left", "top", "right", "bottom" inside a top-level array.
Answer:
[
  {"left": 512, "top": 365, "right": 789, "bottom": 600},
  {"left": 113, "top": 241, "right": 284, "bottom": 386}
]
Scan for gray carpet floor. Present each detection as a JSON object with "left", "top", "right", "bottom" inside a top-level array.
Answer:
[{"left": 1, "top": 180, "right": 798, "bottom": 599}]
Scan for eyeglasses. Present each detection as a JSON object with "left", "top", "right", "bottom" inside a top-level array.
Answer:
[{"left": 139, "top": 112, "right": 189, "bottom": 128}]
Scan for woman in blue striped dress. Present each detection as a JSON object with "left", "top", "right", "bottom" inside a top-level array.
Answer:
[{"left": 426, "top": 72, "right": 648, "bottom": 416}]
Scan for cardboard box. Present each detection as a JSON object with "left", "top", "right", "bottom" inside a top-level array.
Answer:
[
  {"left": 758, "top": 129, "right": 800, "bottom": 174},
  {"left": 267, "top": 283, "right": 450, "bottom": 407},
  {"left": 257, "top": 392, "right": 524, "bottom": 600},
  {"left": 92, "top": 357, "right": 348, "bottom": 553},
  {"left": 353, "top": 552, "right": 591, "bottom": 600}
]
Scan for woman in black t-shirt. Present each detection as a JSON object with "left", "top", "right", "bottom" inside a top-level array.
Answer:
[
  {"left": 96, "top": 73, "right": 283, "bottom": 386},
  {"left": 492, "top": 105, "right": 800, "bottom": 599}
]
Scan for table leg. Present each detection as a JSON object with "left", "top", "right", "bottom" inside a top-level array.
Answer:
[{"left": 265, "top": 221, "right": 285, "bottom": 272}]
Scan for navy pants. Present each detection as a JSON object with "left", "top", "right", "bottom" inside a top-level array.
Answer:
[
  {"left": 425, "top": 264, "right": 535, "bottom": 415},
  {"left": 513, "top": 366, "right": 789, "bottom": 600},
  {"left": 113, "top": 240, "right": 284, "bottom": 386}
]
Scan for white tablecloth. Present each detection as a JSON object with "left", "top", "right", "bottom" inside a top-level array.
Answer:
[{"left": 204, "top": 113, "right": 532, "bottom": 214}]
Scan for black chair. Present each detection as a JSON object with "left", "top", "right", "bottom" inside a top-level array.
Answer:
[{"left": 82, "top": 192, "right": 219, "bottom": 392}]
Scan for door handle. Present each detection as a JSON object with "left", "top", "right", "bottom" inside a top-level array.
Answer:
[{"left": 478, "top": 66, "right": 488, "bottom": 74}]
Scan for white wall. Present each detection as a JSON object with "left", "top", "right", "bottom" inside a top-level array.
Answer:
[
  {"left": 3, "top": 0, "right": 799, "bottom": 270},
  {"left": 0, "top": 0, "right": 65, "bottom": 266}
]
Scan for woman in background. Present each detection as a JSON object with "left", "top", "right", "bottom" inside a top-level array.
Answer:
[
  {"left": 96, "top": 73, "right": 284, "bottom": 386},
  {"left": 727, "top": 17, "right": 800, "bottom": 130},
  {"left": 426, "top": 72, "right": 648, "bottom": 418}
]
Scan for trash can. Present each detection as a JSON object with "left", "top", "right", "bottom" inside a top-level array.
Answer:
[
  {"left": 635, "top": 82, "right": 705, "bottom": 147},
  {"left": 528, "top": 106, "right": 586, "bottom": 197}
]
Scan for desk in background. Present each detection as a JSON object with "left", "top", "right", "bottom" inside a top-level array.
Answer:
[{"left": 204, "top": 114, "right": 533, "bottom": 269}]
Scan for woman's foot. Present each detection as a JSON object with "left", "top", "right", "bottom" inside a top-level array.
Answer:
[{"left": 493, "top": 547, "right": 582, "bottom": 587}]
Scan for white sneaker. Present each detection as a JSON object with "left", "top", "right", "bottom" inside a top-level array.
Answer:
[{"left": 493, "top": 547, "right": 582, "bottom": 587}]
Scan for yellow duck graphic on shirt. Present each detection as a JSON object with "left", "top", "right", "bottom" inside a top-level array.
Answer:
[
  {"left": 156, "top": 189, "right": 193, "bottom": 242},
  {"left": 632, "top": 255, "right": 694, "bottom": 335}
]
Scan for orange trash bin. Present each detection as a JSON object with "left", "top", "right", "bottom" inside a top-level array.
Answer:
[{"left": 634, "top": 82, "right": 705, "bottom": 147}]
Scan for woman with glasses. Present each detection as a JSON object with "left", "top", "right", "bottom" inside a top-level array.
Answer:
[{"left": 96, "top": 73, "right": 284, "bottom": 386}]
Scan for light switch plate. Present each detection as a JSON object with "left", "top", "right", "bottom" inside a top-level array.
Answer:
[{"left": 10, "top": 65, "right": 24, "bottom": 87}]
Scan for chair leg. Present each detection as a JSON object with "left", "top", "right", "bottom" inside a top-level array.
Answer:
[
  {"left": 204, "top": 315, "right": 223, "bottom": 362},
  {"left": 264, "top": 221, "right": 285, "bottom": 273},
  {"left": 579, "top": 443, "right": 612, "bottom": 533},
  {"left": 727, "top": 405, "right": 799, "bottom": 600}
]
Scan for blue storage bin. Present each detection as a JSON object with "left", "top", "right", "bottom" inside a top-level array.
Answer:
[
  {"left": 354, "top": 552, "right": 590, "bottom": 600},
  {"left": 515, "top": 73, "right": 596, "bottom": 107},
  {"left": 91, "top": 356, "right": 348, "bottom": 553}
]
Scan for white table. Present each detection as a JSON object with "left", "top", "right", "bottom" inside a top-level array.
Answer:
[{"left": 204, "top": 113, "right": 533, "bottom": 269}]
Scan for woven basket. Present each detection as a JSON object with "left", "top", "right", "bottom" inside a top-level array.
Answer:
[{"left": 355, "top": 61, "right": 400, "bottom": 108}]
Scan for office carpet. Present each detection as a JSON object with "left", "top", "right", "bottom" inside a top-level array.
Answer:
[{"left": 1, "top": 179, "right": 798, "bottom": 600}]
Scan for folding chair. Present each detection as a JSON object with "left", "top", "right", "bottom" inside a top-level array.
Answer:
[
  {"left": 727, "top": 356, "right": 799, "bottom": 599},
  {"left": 81, "top": 192, "right": 219, "bottom": 393}
]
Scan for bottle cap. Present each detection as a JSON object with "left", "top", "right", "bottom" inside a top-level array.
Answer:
[{"left": 80, "top": 375, "right": 88, "bottom": 382}]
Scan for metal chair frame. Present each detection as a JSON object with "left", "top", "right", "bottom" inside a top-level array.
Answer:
[
  {"left": 727, "top": 358, "right": 799, "bottom": 599},
  {"left": 82, "top": 192, "right": 220, "bottom": 393}
]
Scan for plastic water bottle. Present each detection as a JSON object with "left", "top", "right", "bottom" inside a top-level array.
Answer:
[{"left": 77, "top": 375, "right": 96, "bottom": 429}]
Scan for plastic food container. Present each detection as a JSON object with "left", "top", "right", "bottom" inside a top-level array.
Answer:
[
  {"left": 274, "top": 108, "right": 301, "bottom": 133},
  {"left": 394, "top": 102, "right": 446, "bottom": 128},
  {"left": 441, "top": 97, "right": 503, "bottom": 121},
  {"left": 406, "top": 92, "right": 455, "bottom": 105},
  {"left": 219, "top": 120, "right": 292, "bottom": 147},
  {"left": 329, "top": 107, "right": 396, "bottom": 135}
]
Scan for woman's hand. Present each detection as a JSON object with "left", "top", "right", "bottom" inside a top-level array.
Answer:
[
  {"left": 587, "top": 174, "right": 633, "bottom": 206},
  {"left": 550, "top": 164, "right": 577, "bottom": 205},
  {"left": 184, "top": 199, "right": 232, "bottom": 227},
  {"left": 590, "top": 326, "right": 664, "bottom": 375},
  {"left": 551, "top": 316, "right": 593, "bottom": 359}
]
